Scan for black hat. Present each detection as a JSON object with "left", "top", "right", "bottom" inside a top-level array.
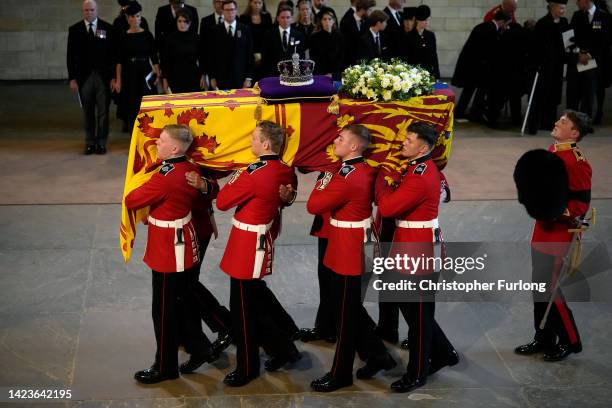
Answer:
[
  {"left": 546, "top": 0, "right": 568, "bottom": 4},
  {"left": 415, "top": 5, "right": 431, "bottom": 21},
  {"left": 514, "top": 149, "right": 569, "bottom": 221},
  {"left": 125, "top": 1, "right": 142, "bottom": 16},
  {"left": 118, "top": 0, "right": 130, "bottom": 6},
  {"left": 402, "top": 7, "right": 417, "bottom": 20}
]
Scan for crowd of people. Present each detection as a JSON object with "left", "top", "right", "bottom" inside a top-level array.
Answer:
[{"left": 64, "top": 0, "right": 600, "bottom": 395}]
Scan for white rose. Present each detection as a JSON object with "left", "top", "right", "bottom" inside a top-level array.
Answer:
[{"left": 383, "top": 90, "right": 392, "bottom": 101}]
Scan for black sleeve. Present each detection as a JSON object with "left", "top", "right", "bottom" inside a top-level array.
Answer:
[
  {"left": 149, "top": 32, "right": 159, "bottom": 65},
  {"left": 66, "top": 25, "right": 78, "bottom": 81}
]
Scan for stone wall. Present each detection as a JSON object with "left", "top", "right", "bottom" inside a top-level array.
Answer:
[{"left": 0, "top": 0, "right": 574, "bottom": 80}]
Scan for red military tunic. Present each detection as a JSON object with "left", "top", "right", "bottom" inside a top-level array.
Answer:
[
  {"left": 124, "top": 156, "right": 202, "bottom": 273},
  {"left": 217, "top": 155, "right": 297, "bottom": 280},
  {"left": 376, "top": 154, "right": 441, "bottom": 275},
  {"left": 307, "top": 157, "right": 377, "bottom": 276},
  {"left": 532, "top": 142, "right": 592, "bottom": 254}
]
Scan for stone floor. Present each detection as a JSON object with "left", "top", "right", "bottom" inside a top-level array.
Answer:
[{"left": 0, "top": 82, "right": 611, "bottom": 407}]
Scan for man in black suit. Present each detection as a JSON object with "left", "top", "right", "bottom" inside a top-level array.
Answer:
[
  {"left": 155, "top": 0, "right": 199, "bottom": 51},
  {"left": 451, "top": 10, "right": 511, "bottom": 121},
  {"left": 567, "top": 0, "right": 612, "bottom": 121},
  {"left": 383, "top": 0, "right": 404, "bottom": 58},
  {"left": 67, "top": 0, "right": 116, "bottom": 155},
  {"left": 340, "top": 0, "right": 376, "bottom": 68},
  {"left": 208, "top": 0, "right": 254, "bottom": 90},
  {"left": 358, "top": 10, "right": 390, "bottom": 61},
  {"left": 261, "top": 5, "right": 307, "bottom": 77},
  {"left": 200, "top": 0, "right": 225, "bottom": 35}
]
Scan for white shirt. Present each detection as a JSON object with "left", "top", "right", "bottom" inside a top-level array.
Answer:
[
  {"left": 224, "top": 20, "right": 237, "bottom": 35},
  {"left": 84, "top": 18, "right": 97, "bottom": 33},
  {"left": 386, "top": 6, "right": 400, "bottom": 25},
  {"left": 354, "top": 13, "right": 362, "bottom": 30},
  {"left": 279, "top": 25, "right": 291, "bottom": 43},
  {"left": 587, "top": 3, "right": 596, "bottom": 23},
  {"left": 215, "top": 13, "right": 223, "bottom": 24}
]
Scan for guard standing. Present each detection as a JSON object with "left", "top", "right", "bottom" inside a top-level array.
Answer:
[
  {"left": 308, "top": 124, "right": 396, "bottom": 392},
  {"left": 376, "top": 122, "right": 458, "bottom": 393},
  {"left": 124, "top": 124, "right": 216, "bottom": 384},
  {"left": 217, "top": 121, "right": 301, "bottom": 387},
  {"left": 515, "top": 110, "right": 593, "bottom": 361}
]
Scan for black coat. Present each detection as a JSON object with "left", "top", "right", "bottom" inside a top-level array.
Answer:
[
  {"left": 239, "top": 13, "right": 273, "bottom": 53},
  {"left": 570, "top": 7, "right": 612, "bottom": 86},
  {"left": 309, "top": 29, "right": 344, "bottom": 79},
  {"left": 261, "top": 26, "right": 306, "bottom": 77},
  {"left": 383, "top": 6, "right": 403, "bottom": 58},
  {"left": 404, "top": 29, "right": 440, "bottom": 79},
  {"left": 67, "top": 19, "right": 116, "bottom": 86},
  {"left": 207, "top": 22, "right": 255, "bottom": 89},
  {"left": 339, "top": 9, "right": 365, "bottom": 67},
  {"left": 357, "top": 30, "right": 391, "bottom": 61},
  {"left": 154, "top": 4, "right": 199, "bottom": 50},
  {"left": 451, "top": 21, "right": 501, "bottom": 88},
  {"left": 162, "top": 30, "right": 202, "bottom": 93}
]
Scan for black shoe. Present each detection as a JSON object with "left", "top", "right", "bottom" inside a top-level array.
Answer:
[
  {"left": 514, "top": 340, "right": 553, "bottom": 355},
  {"left": 400, "top": 337, "right": 410, "bottom": 350},
  {"left": 212, "top": 331, "right": 233, "bottom": 354},
  {"left": 179, "top": 351, "right": 219, "bottom": 374},
  {"left": 298, "top": 327, "right": 335, "bottom": 343},
  {"left": 310, "top": 372, "right": 352, "bottom": 392},
  {"left": 134, "top": 367, "right": 179, "bottom": 384},
  {"left": 290, "top": 328, "right": 302, "bottom": 341},
  {"left": 264, "top": 349, "right": 302, "bottom": 372},
  {"left": 223, "top": 370, "right": 259, "bottom": 387},
  {"left": 390, "top": 375, "right": 426, "bottom": 393},
  {"left": 375, "top": 325, "right": 398, "bottom": 344},
  {"left": 95, "top": 144, "right": 106, "bottom": 155},
  {"left": 429, "top": 349, "right": 459, "bottom": 375},
  {"left": 543, "top": 342, "right": 582, "bottom": 362},
  {"left": 356, "top": 353, "right": 397, "bottom": 379},
  {"left": 84, "top": 145, "right": 95, "bottom": 155}
]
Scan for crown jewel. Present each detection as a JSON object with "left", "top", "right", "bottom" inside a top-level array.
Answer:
[{"left": 277, "top": 50, "right": 315, "bottom": 87}]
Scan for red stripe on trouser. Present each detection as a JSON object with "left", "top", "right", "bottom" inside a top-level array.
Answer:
[
  {"left": 417, "top": 298, "right": 423, "bottom": 378},
  {"left": 160, "top": 273, "right": 166, "bottom": 372},
  {"left": 240, "top": 281, "right": 249, "bottom": 374},
  {"left": 332, "top": 276, "right": 347, "bottom": 377},
  {"left": 552, "top": 258, "right": 579, "bottom": 345}
]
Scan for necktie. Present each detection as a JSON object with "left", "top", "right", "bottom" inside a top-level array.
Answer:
[
  {"left": 375, "top": 35, "right": 381, "bottom": 55},
  {"left": 357, "top": 19, "right": 362, "bottom": 31},
  {"left": 218, "top": 16, "right": 223, "bottom": 24},
  {"left": 228, "top": 25, "right": 233, "bottom": 37},
  {"left": 88, "top": 23, "right": 94, "bottom": 37},
  {"left": 282, "top": 30, "right": 288, "bottom": 51}
]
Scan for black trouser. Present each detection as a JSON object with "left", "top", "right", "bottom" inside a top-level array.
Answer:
[
  {"left": 567, "top": 68, "right": 599, "bottom": 118},
  {"left": 531, "top": 248, "right": 581, "bottom": 347},
  {"left": 152, "top": 268, "right": 212, "bottom": 376},
  {"left": 330, "top": 273, "right": 387, "bottom": 381},
  {"left": 230, "top": 278, "right": 298, "bottom": 377},
  {"left": 187, "top": 237, "right": 231, "bottom": 335},
  {"left": 313, "top": 238, "right": 337, "bottom": 338},
  {"left": 80, "top": 71, "right": 110, "bottom": 147}
]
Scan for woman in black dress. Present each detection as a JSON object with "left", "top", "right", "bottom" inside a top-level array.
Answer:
[
  {"left": 238, "top": 0, "right": 273, "bottom": 80},
  {"left": 161, "top": 9, "right": 203, "bottom": 93},
  {"left": 309, "top": 7, "right": 343, "bottom": 80},
  {"left": 113, "top": 2, "right": 160, "bottom": 132}
]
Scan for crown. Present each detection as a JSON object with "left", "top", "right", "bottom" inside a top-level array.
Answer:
[{"left": 277, "top": 52, "right": 315, "bottom": 87}]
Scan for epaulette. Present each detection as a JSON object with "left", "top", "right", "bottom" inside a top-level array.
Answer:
[
  {"left": 413, "top": 163, "right": 427, "bottom": 175},
  {"left": 247, "top": 161, "right": 267, "bottom": 174},
  {"left": 159, "top": 163, "right": 175, "bottom": 176},
  {"left": 338, "top": 164, "right": 355, "bottom": 178}
]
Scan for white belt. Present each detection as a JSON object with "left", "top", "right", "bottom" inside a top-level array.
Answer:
[
  {"left": 395, "top": 218, "right": 439, "bottom": 229},
  {"left": 148, "top": 212, "right": 192, "bottom": 272},
  {"left": 148, "top": 213, "right": 192, "bottom": 228},
  {"left": 232, "top": 217, "right": 274, "bottom": 279},
  {"left": 330, "top": 217, "right": 374, "bottom": 243}
]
